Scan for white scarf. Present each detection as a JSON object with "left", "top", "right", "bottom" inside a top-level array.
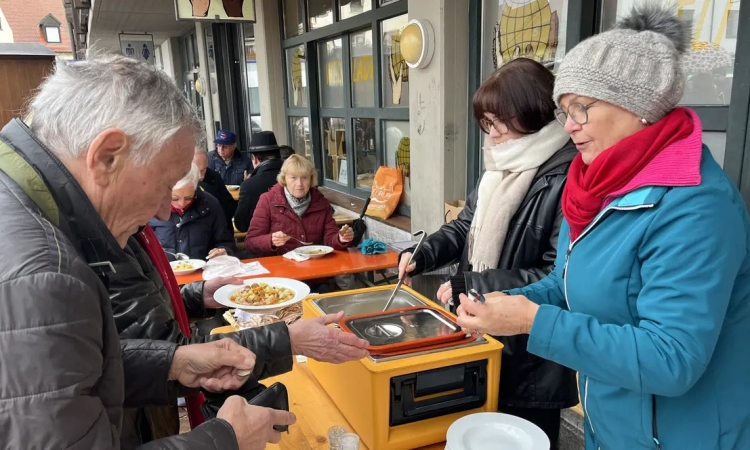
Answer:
[{"left": 469, "top": 122, "right": 570, "bottom": 272}]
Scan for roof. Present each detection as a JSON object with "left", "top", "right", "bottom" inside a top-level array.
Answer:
[
  {"left": 0, "top": 0, "right": 73, "bottom": 54},
  {"left": 0, "top": 42, "right": 56, "bottom": 57}
]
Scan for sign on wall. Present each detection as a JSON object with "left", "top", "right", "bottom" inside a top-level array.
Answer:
[
  {"left": 174, "top": 0, "right": 256, "bottom": 22},
  {"left": 119, "top": 34, "right": 156, "bottom": 66}
]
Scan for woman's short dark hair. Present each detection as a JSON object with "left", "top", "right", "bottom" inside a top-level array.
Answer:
[{"left": 473, "top": 57, "right": 556, "bottom": 135}]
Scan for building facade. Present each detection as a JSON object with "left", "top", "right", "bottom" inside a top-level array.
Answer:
[{"left": 0, "top": 0, "right": 74, "bottom": 58}]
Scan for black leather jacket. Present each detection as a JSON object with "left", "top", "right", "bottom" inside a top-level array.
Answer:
[
  {"left": 409, "top": 141, "right": 579, "bottom": 409},
  {"left": 110, "top": 232, "right": 295, "bottom": 448}
]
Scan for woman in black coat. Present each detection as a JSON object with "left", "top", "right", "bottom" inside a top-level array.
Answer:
[
  {"left": 399, "top": 58, "right": 578, "bottom": 448},
  {"left": 149, "top": 163, "right": 237, "bottom": 260}
]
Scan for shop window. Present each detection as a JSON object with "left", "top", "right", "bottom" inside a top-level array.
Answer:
[
  {"left": 243, "top": 23, "right": 261, "bottom": 124},
  {"left": 384, "top": 120, "right": 411, "bottom": 206},
  {"left": 727, "top": 9, "right": 739, "bottom": 39},
  {"left": 319, "top": 38, "right": 345, "bottom": 108},
  {"left": 341, "top": 0, "right": 372, "bottom": 20},
  {"left": 286, "top": 45, "right": 308, "bottom": 107},
  {"left": 602, "top": 0, "right": 736, "bottom": 106},
  {"left": 354, "top": 118, "right": 376, "bottom": 189},
  {"left": 290, "top": 116, "right": 313, "bottom": 162},
  {"left": 351, "top": 29, "right": 374, "bottom": 107},
  {"left": 323, "top": 117, "right": 347, "bottom": 185},
  {"left": 381, "top": 14, "right": 409, "bottom": 107},
  {"left": 282, "top": 2, "right": 410, "bottom": 210},
  {"left": 309, "top": 0, "right": 334, "bottom": 30},
  {"left": 283, "top": 0, "right": 305, "bottom": 38}
]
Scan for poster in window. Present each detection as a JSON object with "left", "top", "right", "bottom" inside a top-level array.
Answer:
[
  {"left": 119, "top": 34, "right": 156, "bottom": 66},
  {"left": 174, "top": 0, "right": 255, "bottom": 22},
  {"left": 492, "top": 0, "right": 567, "bottom": 71}
]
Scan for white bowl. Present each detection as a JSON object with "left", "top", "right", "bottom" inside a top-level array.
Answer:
[
  {"left": 294, "top": 245, "right": 334, "bottom": 258},
  {"left": 446, "top": 413, "right": 550, "bottom": 450},
  {"left": 213, "top": 277, "right": 311, "bottom": 313},
  {"left": 169, "top": 259, "right": 207, "bottom": 276}
]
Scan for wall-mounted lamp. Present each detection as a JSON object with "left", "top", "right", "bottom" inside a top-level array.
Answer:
[{"left": 400, "top": 19, "right": 434, "bottom": 69}]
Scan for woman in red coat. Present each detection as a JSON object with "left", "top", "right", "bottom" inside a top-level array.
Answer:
[{"left": 246, "top": 154, "right": 354, "bottom": 258}]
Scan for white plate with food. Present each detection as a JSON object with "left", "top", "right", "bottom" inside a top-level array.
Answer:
[
  {"left": 169, "top": 259, "right": 207, "bottom": 276},
  {"left": 294, "top": 245, "right": 334, "bottom": 258},
  {"left": 213, "top": 277, "right": 311, "bottom": 312},
  {"left": 446, "top": 413, "right": 549, "bottom": 450},
  {"left": 226, "top": 185, "right": 240, "bottom": 191}
]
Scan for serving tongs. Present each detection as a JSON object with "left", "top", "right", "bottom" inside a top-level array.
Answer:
[{"left": 382, "top": 230, "right": 426, "bottom": 312}]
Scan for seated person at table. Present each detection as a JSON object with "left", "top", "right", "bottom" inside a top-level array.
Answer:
[
  {"left": 234, "top": 131, "right": 284, "bottom": 233},
  {"left": 194, "top": 146, "right": 237, "bottom": 232},
  {"left": 150, "top": 163, "right": 236, "bottom": 260},
  {"left": 245, "top": 154, "right": 354, "bottom": 257},
  {"left": 208, "top": 129, "right": 253, "bottom": 186}
]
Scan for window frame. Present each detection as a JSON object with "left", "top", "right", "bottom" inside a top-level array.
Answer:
[{"left": 280, "top": 0, "right": 410, "bottom": 215}]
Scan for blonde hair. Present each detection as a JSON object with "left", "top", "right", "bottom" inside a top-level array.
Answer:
[{"left": 277, "top": 154, "right": 318, "bottom": 187}]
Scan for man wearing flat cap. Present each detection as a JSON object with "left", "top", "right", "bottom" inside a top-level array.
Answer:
[
  {"left": 207, "top": 130, "right": 253, "bottom": 186},
  {"left": 234, "top": 131, "right": 285, "bottom": 233}
]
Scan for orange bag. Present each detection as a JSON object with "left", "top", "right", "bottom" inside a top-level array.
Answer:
[{"left": 366, "top": 166, "right": 403, "bottom": 220}]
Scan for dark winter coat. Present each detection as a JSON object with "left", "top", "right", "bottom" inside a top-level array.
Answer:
[
  {"left": 149, "top": 189, "right": 236, "bottom": 260},
  {"left": 208, "top": 149, "right": 253, "bottom": 186},
  {"left": 234, "top": 158, "right": 283, "bottom": 232},
  {"left": 199, "top": 167, "right": 237, "bottom": 231}
]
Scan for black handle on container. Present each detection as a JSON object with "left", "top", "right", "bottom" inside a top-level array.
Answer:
[{"left": 389, "top": 361, "right": 487, "bottom": 427}]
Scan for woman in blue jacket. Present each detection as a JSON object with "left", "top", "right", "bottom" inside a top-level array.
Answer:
[{"left": 455, "top": 4, "right": 750, "bottom": 450}]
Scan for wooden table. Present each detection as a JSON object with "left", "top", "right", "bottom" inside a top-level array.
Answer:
[
  {"left": 265, "top": 362, "right": 444, "bottom": 450},
  {"left": 175, "top": 249, "right": 398, "bottom": 285}
]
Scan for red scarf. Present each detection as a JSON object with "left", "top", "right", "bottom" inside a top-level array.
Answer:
[
  {"left": 171, "top": 199, "right": 194, "bottom": 217},
  {"left": 562, "top": 109, "right": 694, "bottom": 241},
  {"left": 135, "top": 226, "right": 206, "bottom": 429}
]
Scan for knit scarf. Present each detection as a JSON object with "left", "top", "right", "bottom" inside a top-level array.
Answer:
[
  {"left": 469, "top": 121, "right": 571, "bottom": 272},
  {"left": 562, "top": 108, "right": 694, "bottom": 241},
  {"left": 284, "top": 187, "right": 311, "bottom": 217}
]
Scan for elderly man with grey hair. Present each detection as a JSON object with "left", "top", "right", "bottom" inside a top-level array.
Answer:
[{"left": 0, "top": 54, "right": 298, "bottom": 449}]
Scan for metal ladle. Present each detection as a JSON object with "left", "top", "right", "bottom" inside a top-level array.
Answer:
[{"left": 382, "top": 230, "right": 426, "bottom": 312}]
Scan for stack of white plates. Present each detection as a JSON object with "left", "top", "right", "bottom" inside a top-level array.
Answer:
[{"left": 445, "top": 413, "right": 550, "bottom": 450}]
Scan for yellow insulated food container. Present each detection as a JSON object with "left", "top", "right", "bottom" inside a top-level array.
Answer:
[{"left": 303, "top": 285, "right": 503, "bottom": 450}]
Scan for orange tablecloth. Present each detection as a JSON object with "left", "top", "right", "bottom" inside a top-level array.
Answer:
[{"left": 175, "top": 249, "right": 398, "bottom": 285}]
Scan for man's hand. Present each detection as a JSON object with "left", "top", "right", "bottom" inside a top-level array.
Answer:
[
  {"left": 271, "top": 232, "right": 290, "bottom": 248},
  {"left": 168, "top": 339, "right": 256, "bottom": 392},
  {"left": 288, "top": 311, "right": 369, "bottom": 363},
  {"left": 203, "top": 276, "right": 243, "bottom": 309},
  {"left": 218, "top": 396, "right": 296, "bottom": 450}
]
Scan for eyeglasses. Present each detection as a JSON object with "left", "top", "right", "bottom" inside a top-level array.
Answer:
[
  {"left": 555, "top": 99, "right": 599, "bottom": 127},
  {"left": 478, "top": 117, "right": 510, "bottom": 135}
]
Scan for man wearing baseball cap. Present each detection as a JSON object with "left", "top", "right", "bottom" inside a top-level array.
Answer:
[{"left": 207, "top": 130, "right": 253, "bottom": 186}]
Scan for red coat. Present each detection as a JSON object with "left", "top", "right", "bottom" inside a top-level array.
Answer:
[{"left": 245, "top": 184, "right": 349, "bottom": 256}]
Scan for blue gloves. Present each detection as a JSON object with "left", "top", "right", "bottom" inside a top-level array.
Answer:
[{"left": 357, "top": 238, "right": 387, "bottom": 255}]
